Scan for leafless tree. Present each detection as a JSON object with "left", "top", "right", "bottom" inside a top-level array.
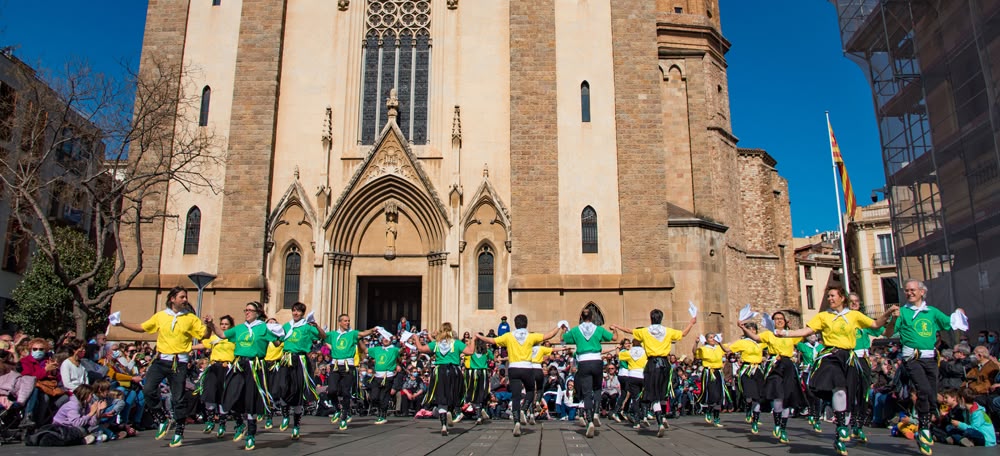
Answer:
[{"left": 0, "top": 54, "right": 223, "bottom": 338}]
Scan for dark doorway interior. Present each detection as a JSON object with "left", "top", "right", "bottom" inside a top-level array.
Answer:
[{"left": 357, "top": 276, "right": 422, "bottom": 332}]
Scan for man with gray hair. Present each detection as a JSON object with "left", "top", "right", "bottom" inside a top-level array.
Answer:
[
  {"left": 938, "top": 348, "right": 966, "bottom": 389},
  {"left": 887, "top": 279, "right": 953, "bottom": 456}
]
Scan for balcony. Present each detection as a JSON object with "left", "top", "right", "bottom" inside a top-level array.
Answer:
[{"left": 872, "top": 252, "right": 896, "bottom": 268}]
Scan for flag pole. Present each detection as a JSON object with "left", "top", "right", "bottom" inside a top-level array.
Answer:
[{"left": 826, "top": 111, "right": 852, "bottom": 294}]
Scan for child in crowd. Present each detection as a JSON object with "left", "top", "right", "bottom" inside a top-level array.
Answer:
[{"left": 938, "top": 388, "right": 997, "bottom": 447}]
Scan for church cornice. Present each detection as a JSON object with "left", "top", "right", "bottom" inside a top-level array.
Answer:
[{"left": 667, "top": 217, "right": 729, "bottom": 233}]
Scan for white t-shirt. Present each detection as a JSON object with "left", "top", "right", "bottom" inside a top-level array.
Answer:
[{"left": 60, "top": 359, "right": 88, "bottom": 391}]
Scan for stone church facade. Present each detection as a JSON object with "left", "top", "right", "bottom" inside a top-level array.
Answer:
[{"left": 111, "top": 0, "right": 797, "bottom": 341}]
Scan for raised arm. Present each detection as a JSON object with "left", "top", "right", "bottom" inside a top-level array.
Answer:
[
  {"left": 117, "top": 322, "right": 146, "bottom": 334},
  {"left": 681, "top": 317, "right": 697, "bottom": 337},
  {"left": 737, "top": 321, "right": 763, "bottom": 342},
  {"left": 461, "top": 342, "right": 475, "bottom": 356},
  {"left": 409, "top": 334, "right": 432, "bottom": 354},
  {"left": 312, "top": 322, "right": 327, "bottom": 341},
  {"left": 475, "top": 333, "right": 497, "bottom": 345},
  {"left": 541, "top": 325, "right": 563, "bottom": 341},
  {"left": 777, "top": 327, "right": 816, "bottom": 338},
  {"left": 871, "top": 305, "right": 898, "bottom": 330},
  {"left": 358, "top": 327, "right": 377, "bottom": 338}
]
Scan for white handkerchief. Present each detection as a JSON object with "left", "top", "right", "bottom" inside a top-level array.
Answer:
[
  {"left": 688, "top": 301, "right": 698, "bottom": 318},
  {"left": 738, "top": 304, "right": 758, "bottom": 322},
  {"left": 557, "top": 320, "right": 570, "bottom": 330},
  {"left": 950, "top": 309, "right": 969, "bottom": 332},
  {"left": 108, "top": 311, "right": 121, "bottom": 326},
  {"left": 400, "top": 330, "right": 415, "bottom": 344},
  {"left": 376, "top": 326, "right": 393, "bottom": 340},
  {"left": 305, "top": 311, "right": 315, "bottom": 323},
  {"left": 266, "top": 322, "right": 286, "bottom": 338},
  {"left": 713, "top": 333, "right": 723, "bottom": 343},
  {"left": 761, "top": 313, "right": 775, "bottom": 332},
  {"left": 698, "top": 334, "right": 707, "bottom": 344}
]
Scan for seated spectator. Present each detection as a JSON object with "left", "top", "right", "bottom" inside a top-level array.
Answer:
[
  {"left": 967, "top": 346, "right": 999, "bottom": 397},
  {"left": 600, "top": 365, "right": 620, "bottom": 416},
  {"left": 399, "top": 370, "right": 424, "bottom": 415},
  {"left": 940, "top": 388, "right": 996, "bottom": 447},
  {"left": 939, "top": 349, "right": 966, "bottom": 390},
  {"left": 52, "top": 384, "right": 105, "bottom": 444},
  {"left": 21, "top": 338, "right": 63, "bottom": 425},
  {"left": 557, "top": 379, "right": 580, "bottom": 420},
  {"left": 0, "top": 350, "right": 35, "bottom": 425},
  {"left": 59, "top": 340, "right": 88, "bottom": 393}
]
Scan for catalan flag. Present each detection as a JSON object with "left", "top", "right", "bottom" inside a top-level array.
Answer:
[{"left": 827, "top": 119, "right": 859, "bottom": 220}]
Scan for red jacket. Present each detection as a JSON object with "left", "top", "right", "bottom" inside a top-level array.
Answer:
[{"left": 20, "top": 356, "right": 56, "bottom": 380}]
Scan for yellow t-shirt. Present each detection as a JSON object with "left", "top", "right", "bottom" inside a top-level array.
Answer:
[
  {"left": 203, "top": 335, "right": 235, "bottom": 362},
  {"left": 619, "top": 348, "right": 648, "bottom": 370},
  {"left": 265, "top": 341, "right": 283, "bottom": 362},
  {"left": 632, "top": 326, "right": 683, "bottom": 357},
  {"left": 757, "top": 330, "right": 800, "bottom": 357},
  {"left": 696, "top": 344, "right": 725, "bottom": 369},
  {"left": 141, "top": 310, "right": 207, "bottom": 355},
  {"left": 495, "top": 332, "right": 544, "bottom": 364},
  {"left": 806, "top": 310, "right": 875, "bottom": 350},
  {"left": 728, "top": 338, "right": 764, "bottom": 364},
  {"left": 531, "top": 346, "right": 553, "bottom": 364}
]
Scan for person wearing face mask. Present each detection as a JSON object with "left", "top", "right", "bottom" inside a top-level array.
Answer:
[
  {"left": 100, "top": 343, "right": 145, "bottom": 428},
  {"left": 987, "top": 332, "right": 1000, "bottom": 359},
  {"left": 60, "top": 339, "right": 89, "bottom": 392},
  {"left": 21, "top": 338, "right": 62, "bottom": 426}
]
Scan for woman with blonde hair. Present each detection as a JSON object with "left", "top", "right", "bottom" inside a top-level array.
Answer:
[{"left": 410, "top": 322, "right": 474, "bottom": 435}]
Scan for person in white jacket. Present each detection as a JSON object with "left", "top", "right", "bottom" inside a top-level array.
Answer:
[{"left": 558, "top": 379, "right": 582, "bottom": 420}]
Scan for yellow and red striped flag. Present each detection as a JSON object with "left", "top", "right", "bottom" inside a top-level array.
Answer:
[{"left": 827, "top": 119, "right": 859, "bottom": 220}]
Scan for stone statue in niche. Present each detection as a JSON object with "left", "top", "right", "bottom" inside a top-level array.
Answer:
[{"left": 385, "top": 201, "right": 399, "bottom": 259}]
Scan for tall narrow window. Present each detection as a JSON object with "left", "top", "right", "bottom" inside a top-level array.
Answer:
[
  {"left": 581, "top": 81, "right": 591, "bottom": 122},
  {"left": 199, "top": 86, "right": 211, "bottom": 127},
  {"left": 183, "top": 206, "right": 201, "bottom": 254},
  {"left": 212, "top": 0, "right": 221, "bottom": 5},
  {"left": 477, "top": 245, "right": 494, "bottom": 310},
  {"left": 360, "top": 0, "right": 432, "bottom": 145},
  {"left": 582, "top": 206, "right": 598, "bottom": 253},
  {"left": 283, "top": 246, "right": 301, "bottom": 308},
  {"left": 581, "top": 303, "right": 605, "bottom": 326},
  {"left": 806, "top": 285, "right": 815, "bottom": 310}
]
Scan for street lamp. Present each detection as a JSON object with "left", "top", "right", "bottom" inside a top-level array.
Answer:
[{"left": 188, "top": 271, "right": 217, "bottom": 317}]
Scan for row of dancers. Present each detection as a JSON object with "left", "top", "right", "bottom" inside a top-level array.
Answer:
[{"left": 111, "top": 279, "right": 957, "bottom": 455}]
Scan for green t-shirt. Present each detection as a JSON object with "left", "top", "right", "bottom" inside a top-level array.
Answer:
[
  {"left": 562, "top": 324, "right": 613, "bottom": 354},
  {"left": 893, "top": 304, "right": 950, "bottom": 350},
  {"left": 468, "top": 350, "right": 493, "bottom": 369},
  {"left": 224, "top": 322, "right": 279, "bottom": 358},
  {"left": 281, "top": 322, "right": 319, "bottom": 354},
  {"left": 369, "top": 345, "right": 401, "bottom": 372},
  {"left": 428, "top": 339, "right": 466, "bottom": 365},
  {"left": 325, "top": 329, "right": 360, "bottom": 360},
  {"left": 854, "top": 326, "right": 884, "bottom": 350},
  {"left": 796, "top": 341, "right": 825, "bottom": 366}
]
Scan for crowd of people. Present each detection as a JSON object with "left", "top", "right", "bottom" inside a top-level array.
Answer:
[{"left": 0, "top": 280, "right": 998, "bottom": 455}]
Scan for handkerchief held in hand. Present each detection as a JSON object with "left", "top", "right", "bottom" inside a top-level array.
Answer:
[
  {"left": 950, "top": 309, "right": 969, "bottom": 332},
  {"left": 376, "top": 326, "right": 393, "bottom": 340},
  {"left": 761, "top": 313, "right": 775, "bottom": 332},
  {"left": 108, "top": 311, "right": 121, "bottom": 326},
  {"left": 557, "top": 320, "right": 570, "bottom": 330},
  {"left": 400, "top": 330, "right": 415, "bottom": 344},
  {"left": 305, "top": 311, "right": 315, "bottom": 323},
  {"left": 688, "top": 301, "right": 698, "bottom": 318},
  {"left": 698, "top": 334, "right": 707, "bottom": 344},
  {"left": 266, "top": 322, "right": 286, "bottom": 338},
  {"left": 738, "top": 304, "right": 758, "bottom": 322}
]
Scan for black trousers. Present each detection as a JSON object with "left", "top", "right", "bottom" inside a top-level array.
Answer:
[
  {"left": 143, "top": 358, "right": 188, "bottom": 423},
  {"left": 369, "top": 375, "right": 395, "bottom": 416},
  {"left": 508, "top": 367, "right": 535, "bottom": 420},
  {"left": 576, "top": 360, "right": 603, "bottom": 422},
  {"left": 328, "top": 365, "right": 356, "bottom": 417},
  {"left": 905, "top": 357, "right": 939, "bottom": 416},
  {"left": 642, "top": 357, "right": 671, "bottom": 407}
]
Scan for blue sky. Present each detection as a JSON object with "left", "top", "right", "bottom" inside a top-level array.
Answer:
[{"left": 0, "top": 0, "right": 883, "bottom": 237}]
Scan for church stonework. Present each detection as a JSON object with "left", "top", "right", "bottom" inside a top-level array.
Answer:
[{"left": 110, "top": 0, "right": 796, "bottom": 342}]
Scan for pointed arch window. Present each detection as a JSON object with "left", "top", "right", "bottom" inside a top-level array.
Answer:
[
  {"left": 581, "top": 81, "right": 591, "bottom": 122},
  {"left": 477, "top": 245, "right": 494, "bottom": 310},
  {"left": 199, "top": 86, "right": 211, "bottom": 127},
  {"left": 582, "top": 206, "right": 598, "bottom": 253},
  {"left": 581, "top": 303, "right": 605, "bottom": 326},
  {"left": 360, "top": 0, "right": 431, "bottom": 145},
  {"left": 183, "top": 206, "right": 201, "bottom": 254},
  {"left": 283, "top": 245, "right": 301, "bottom": 309}
]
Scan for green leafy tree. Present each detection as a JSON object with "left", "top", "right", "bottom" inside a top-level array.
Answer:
[{"left": 10, "top": 226, "right": 113, "bottom": 339}]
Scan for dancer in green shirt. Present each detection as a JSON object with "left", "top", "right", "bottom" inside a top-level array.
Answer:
[{"left": 410, "top": 322, "right": 474, "bottom": 436}]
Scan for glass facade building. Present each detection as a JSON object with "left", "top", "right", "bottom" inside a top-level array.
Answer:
[{"left": 830, "top": 1, "right": 999, "bottom": 331}]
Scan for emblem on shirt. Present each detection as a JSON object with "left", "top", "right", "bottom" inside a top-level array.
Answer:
[{"left": 914, "top": 318, "right": 933, "bottom": 338}]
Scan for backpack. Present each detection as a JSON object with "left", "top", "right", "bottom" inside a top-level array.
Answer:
[{"left": 24, "top": 424, "right": 86, "bottom": 447}]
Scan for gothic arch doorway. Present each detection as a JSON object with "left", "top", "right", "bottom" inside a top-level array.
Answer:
[{"left": 581, "top": 302, "right": 605, "bottom": 326}]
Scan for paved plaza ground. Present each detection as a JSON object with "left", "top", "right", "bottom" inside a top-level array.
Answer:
[{"left": 3, "top": 414, "right": 995, "bottom": 456}]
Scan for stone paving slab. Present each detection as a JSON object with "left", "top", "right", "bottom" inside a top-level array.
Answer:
[{"left": 2, "top": 414, "right": 995, "bottom": 456}]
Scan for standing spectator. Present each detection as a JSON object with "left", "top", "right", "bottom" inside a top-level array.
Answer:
[
  {"left": 497, "top": 316, "right": 510, "bottom": 337},
  {"left": 397, "top": 316, "right": 411, "bottom": 335}
]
